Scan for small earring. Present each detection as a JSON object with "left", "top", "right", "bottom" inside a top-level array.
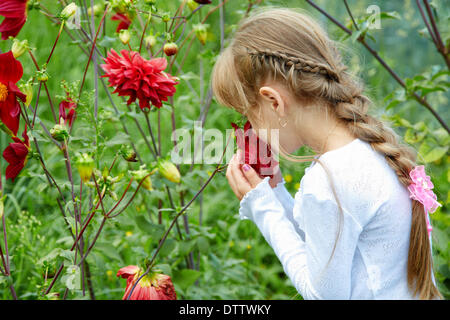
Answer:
[{"left": 278, "top": 117, "right": 288, "bottom": 128}]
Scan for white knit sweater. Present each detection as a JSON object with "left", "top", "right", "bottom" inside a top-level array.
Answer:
[{"left": 239, "top": 138, "right": 434, "bottom": 299}]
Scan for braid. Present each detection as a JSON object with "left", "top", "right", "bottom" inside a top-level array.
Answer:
[{"left": 247, "top": 48, "right": 342, "bottom": 83}]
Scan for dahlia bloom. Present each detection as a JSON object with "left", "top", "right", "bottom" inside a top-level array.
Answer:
[
  {"left": 0, "top": 51, "right": 26, "bottom": 136},
  {"left": 117, "top": 265, "right": 177, "bottom": 300},
  {"left": 3, "top": 124, "right": 29, "bottom": 182},
  {"left": 101, "top": 49, "right": 179, "bottom": 110},
  {"left": 59, "top": 95, "right": 77, "bottom": 127},
  {"left": 231, "top": 120, "right": 278, "bottom": 178},
  {"left": 0, "top": 0, "right": 28, "bottom": 40}
]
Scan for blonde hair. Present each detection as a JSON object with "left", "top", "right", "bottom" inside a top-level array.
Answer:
[{"left": 211, "top": 6, "right": 442, "bottom": 300}]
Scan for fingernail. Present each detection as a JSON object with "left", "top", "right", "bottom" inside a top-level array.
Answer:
[{"left": 243, "top": 164, "right": 251, "bottom": 172}]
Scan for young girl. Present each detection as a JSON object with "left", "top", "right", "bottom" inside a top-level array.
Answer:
[{"left": 211, "top": 7, "right": 442, "bottom": 300}]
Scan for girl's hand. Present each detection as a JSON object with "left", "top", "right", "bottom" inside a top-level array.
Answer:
[{"left": 226, "top": 150, "right": 263, "bottom": 200}]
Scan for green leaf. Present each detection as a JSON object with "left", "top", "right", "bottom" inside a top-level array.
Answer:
[
  {"left": 94, "top": 242, "right": 123, "bottom": 262},
  {"left": 196, "top": 236, "right": 209, "bottom": 253},
  {"left": 61, "top": 265, "right": 81, "bottom": 290},
  {"left": 178, "top": 239, "right": 196, "bottom": 256},
  {"left": 159, "top": 238, "right": 176, "bottom": 256},
  {"left": 379, "top": 11, "right": 401, "bottom": 20},
  {"left": 135, "top": 216, "right": 165, "bottom": 240},
  {"left": 172, "top": 269, "right": 201, "bottom": 291},
  {"left": 104, "top": 132, "right": 131, "bottom": 147},
  {"left": 422, "top": 146, "right": 448, "bottom": 163}
]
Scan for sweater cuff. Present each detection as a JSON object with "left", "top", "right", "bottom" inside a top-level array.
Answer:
[{"left": 238, "top": 177, "right": 272, "bottom": 221}]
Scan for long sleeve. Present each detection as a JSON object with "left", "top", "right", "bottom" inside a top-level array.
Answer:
[
  {"left": 272, "top": 180, "right": 304, "bottom": 240},
  {"left": 239, "top": 177, "right": 363, "bottom": 299}
]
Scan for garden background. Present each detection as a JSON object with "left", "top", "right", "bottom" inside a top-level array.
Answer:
[{"left": 0, "top": 0, "right": 448, "bottom": 300}]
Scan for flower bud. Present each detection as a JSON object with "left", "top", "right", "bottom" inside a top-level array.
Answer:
[
  {"left": 75, "top": 153, "right": 95, "bottom": 183},
  {"left": 161, "top": 13, "right": 170, "bottom": 23},
  {"left": 187, "top": 0, "right": 199, "bottom": 11},
  {"left": 163, "top": 42, "right": 178, "bottom": 56},
  {"left": 119, "top": 145, "right": 137, "bottom": 162},
  {"left": 193, "top": 24, "right": 208, "bottom": 45},
  {"left": 61, "top": 2, "right": 78, "bottom": 20},
  {"left": 158, "top": 159, "right": 180, "bottom": 183},
  {"left": 111, "top": 0, "right": 132, "bottom": 14},
  {"left": 144, "top": 35, "right": 156, "bottom": 48},
  {"left": 36, "top": 70, "right": 49, "bottom": 82},
  {"left": 130, "top": 165, "right": 153, "bottom": 190},
  {"left": 50, "top": 120, "right": 69, "bottom": 142},
  {"left": 119, "top": 29, "right": 131, "bottom": 45},
  {"left": 87, "top": 4, "right": 103, "bottom": 17},
  {"left": 19, "top": 80, "right": 33, "bottom": 107},
  {"left": 11, "top": 39, "right": 29, "bottom": 58}
]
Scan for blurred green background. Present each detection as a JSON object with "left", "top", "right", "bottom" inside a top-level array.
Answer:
[{"left": 0, "top": 0, "right": 448, "bottom": 299}]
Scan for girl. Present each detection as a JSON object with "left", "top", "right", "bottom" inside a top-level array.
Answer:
[{"left": 211, "top": 7, "right": 442, "bottom": 300}]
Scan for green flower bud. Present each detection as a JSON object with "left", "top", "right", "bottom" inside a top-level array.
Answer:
[
  {"left": 130, "top": 165, "right": 154, "bottom": 191},
  {"left": 119, "top": 145, "right": 137, "bottom": 162},
  {"left": 144, "top": 35, "right": 156, "bottom": 48},
  {"left": 11, "top": 39, "right": 29, "bottom": 58},
  {"left": 75, "top": 153, "right": 95, "bottom": 183},
  {"left": 18, "top": 80, "right": 33, "bottom": 107},
  {"left": 50, "top": 120, "right": 69, "bottom": 142},
  {"left": 193, "top": 23, "right": 208, "bottom": 45},
  {"left": 61, "top": 2, "right": 78, "bottom": 20},
  {"left": 87, "top": 4, "right": 103, "bottom": 16},
  {"left": 119, "top": 29, "right": 131, "bottom": 45},
  {"left": 36, "top": 69, "right": 49, "bottom": 82},
  {"left": 158, "top": 159, "right": 180, "bottom": 183}
]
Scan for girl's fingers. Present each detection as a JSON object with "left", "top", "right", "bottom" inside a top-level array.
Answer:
[
  {"left": 241, "top": 163, "right": 262, "bottom": 188},
  {"left": 229, "top": 153, "right": 251, "bottom": 198}
]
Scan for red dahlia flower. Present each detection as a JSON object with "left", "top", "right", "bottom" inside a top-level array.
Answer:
[
  {"left": 0, "top": 51, "right": 26, "bottom": 136},
  {"left": 59, "top": 94, "right": 77, "bottom": 127},
  {"left": 3, "top": 125, "right": 29, "bottom": 182},
  {"left": 117, "top": 265, "right": 177, "bottom": 300},
  {"left": 0, "top": 0, "right": 28, "bottom": 40},
  {"left": 101, "top": 49, "right": 179, "bottom": 110},
  {"left": 111, "top": 13, "right": 132, "bottom": 33},
  {"left": 231, "top": 120, "right": 278, "bottom": 178}
]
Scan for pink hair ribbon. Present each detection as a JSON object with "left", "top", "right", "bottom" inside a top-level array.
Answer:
[{"left": 407, "top": 165, "right": 442, "bottom": 237}]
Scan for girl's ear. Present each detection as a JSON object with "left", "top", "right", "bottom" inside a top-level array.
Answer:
[{"left": 259, "top": 86, "right": 286, "bottom": 117}]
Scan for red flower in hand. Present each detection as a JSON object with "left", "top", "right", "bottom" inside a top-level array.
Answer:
[
  {"left": 101, "top": 49, "right": 179, "bottom": 110},
  {"left": 111, "top": 13, "right": 132, "bottom": 33},
  {"left": 3, "top": 125, "right": 29, "bottom": 182},
  {"left": 117, "top": 265, "right": 177, "bottom": 300},
  {"left": 231, "top": 120, "right": 278, "bottom": 178},
  {"left": 0, "top": 51, "right": 26, "bottom": 136},
  {"left": 0, "top": 0, "right": 28, "bottom": 40}
]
